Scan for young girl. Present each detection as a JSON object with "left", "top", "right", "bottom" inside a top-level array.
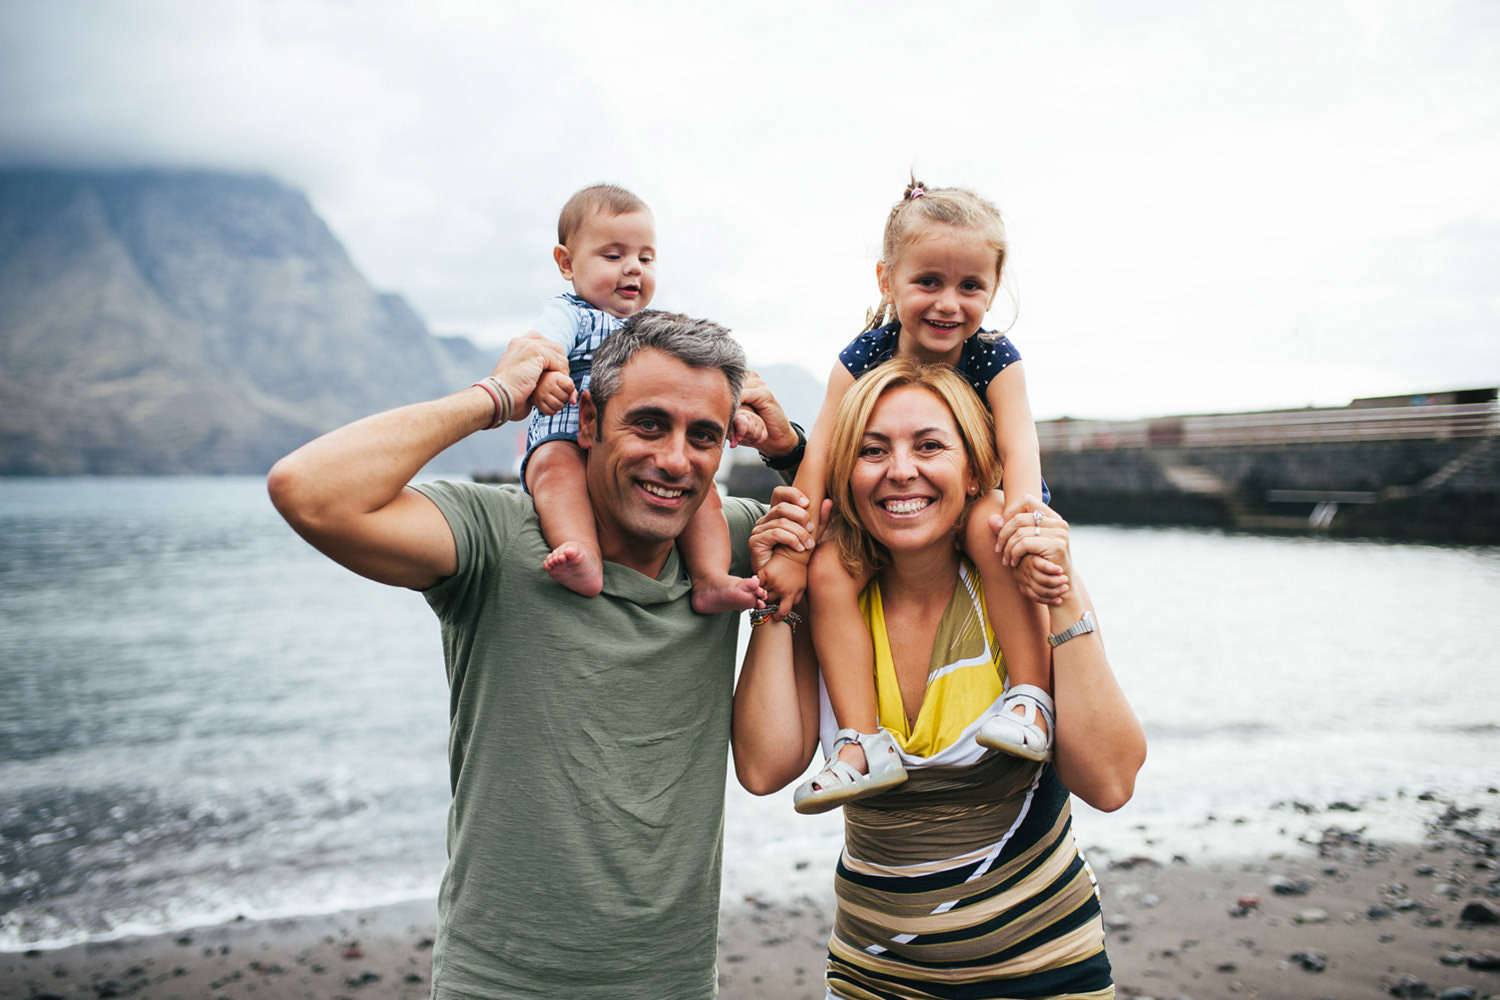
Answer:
[
  {"left": 524, "top": 184, "right": 764, "bottom": 614},
  {"left": 758, "top": 178, "right": 1066, "bottom": 814}
]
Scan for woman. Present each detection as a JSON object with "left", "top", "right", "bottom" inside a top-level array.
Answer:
[{"left": 735, "top": 360, "right": 1146, "bottom": 999}]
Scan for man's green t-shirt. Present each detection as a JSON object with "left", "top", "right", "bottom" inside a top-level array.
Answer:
[{"left": 413, "top": 481, "right": 762, "bottom": 999}]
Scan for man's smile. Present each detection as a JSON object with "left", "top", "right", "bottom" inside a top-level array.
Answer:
[{"left": 641, "top": 482, "right": 687, "bottom": 500}]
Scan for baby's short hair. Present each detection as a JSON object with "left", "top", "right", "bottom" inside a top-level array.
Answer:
[{"left": 557, "top": 184, "right": 649, "bottom": 245}]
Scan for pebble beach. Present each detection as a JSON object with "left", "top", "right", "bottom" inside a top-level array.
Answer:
[
  {"left": 4, "top": 795, "right": 1497, "bottom": 1000},
  {"left": 6, "top": 485, "right": 1499, "bottom": 999}
]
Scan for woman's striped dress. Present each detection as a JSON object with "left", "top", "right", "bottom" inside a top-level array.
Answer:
[{"left": 819, "top": 563, "right": 1114, "bottom": 999}]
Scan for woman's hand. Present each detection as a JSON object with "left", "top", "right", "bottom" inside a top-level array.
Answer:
[
  {"left": 992, "top": 495, "right": 1070, "bottom": 605},
  {"left": 750, "top": 496, "right": 827, "bottom": 616},
  {"left": 749, "top": 486, "right": 813, "bottom": 572}
]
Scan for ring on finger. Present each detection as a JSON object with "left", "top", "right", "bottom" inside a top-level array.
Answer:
[{"left": 1032, "top": 511, "right": 1043, "bottom": 528}]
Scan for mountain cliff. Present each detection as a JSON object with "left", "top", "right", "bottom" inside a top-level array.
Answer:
[{"left": 0, "top": 168, "right": 501, "bottom": 474}]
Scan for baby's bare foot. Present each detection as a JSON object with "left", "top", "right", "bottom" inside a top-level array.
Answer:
[
  {"left": 690, "top": 574, "right": 766, "bottom": 615},
  {"left": 544, "top": 543, "right": 603, "bottom": 597}
]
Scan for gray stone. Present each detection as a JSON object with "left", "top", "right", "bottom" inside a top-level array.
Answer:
[
  {"left": 1385, "top": 973, "right": 1432, "bottom": 998},
  {"left": 1270, "top": 875, "right": 1313, "bottom": 895},
  {"left": 1460, "top": 900, "right": 1500, "bottom": 924}
]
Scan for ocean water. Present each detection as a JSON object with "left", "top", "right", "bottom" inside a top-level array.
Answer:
[{"left": 2, "top": 476, "right": 1498, "bottom": 950}]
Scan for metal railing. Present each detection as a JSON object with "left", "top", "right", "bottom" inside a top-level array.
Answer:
[{"left": 1038, "top": 402, "right": 1500, "bottom": 453}]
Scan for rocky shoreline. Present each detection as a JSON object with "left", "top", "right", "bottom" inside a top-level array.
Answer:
[
  {"left": 4, "top": 796, "right": 1497, "bottom": 1000},
  {"left": 1098, "top": 802, "right": 1500, "bottom": 1000}
]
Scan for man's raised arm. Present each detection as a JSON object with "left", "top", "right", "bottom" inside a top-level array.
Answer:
[{"left": 267, "top": 335, "right": 566, "bottom": 591}]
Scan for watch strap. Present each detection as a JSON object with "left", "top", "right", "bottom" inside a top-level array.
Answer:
[
  {"left": 761, "top": 422, "right": 807, "bottom": 472},
  {"left": 1048, "top": 610, "right": 1097, "bottom": 648}
]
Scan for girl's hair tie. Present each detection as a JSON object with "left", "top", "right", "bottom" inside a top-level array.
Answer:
[{"left": 908, "top": 186, "right": 925, "bottom": 199}]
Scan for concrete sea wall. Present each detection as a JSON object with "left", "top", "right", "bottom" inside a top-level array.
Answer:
[
  {"left": 1035, "top": 394, "right": 1500, "bottom": 544},
  {"left": 1040, "top": 437, "right": 1500, "bottom": 543}
]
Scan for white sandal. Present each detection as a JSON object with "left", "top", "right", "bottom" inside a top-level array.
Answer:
[
  {"left": 977, "top": 684, "right": 1055, "bottom": 762},
  {"left": 792, "top": 728, "right": 908, "bottom": 815}
]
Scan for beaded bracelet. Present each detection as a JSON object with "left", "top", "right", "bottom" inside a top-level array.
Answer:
[
  {"left": 749, "top": 605, "right": 803, "bottom": 633},
  {"left": 471, "top": 377, "right": 513, "bottom": 429}
]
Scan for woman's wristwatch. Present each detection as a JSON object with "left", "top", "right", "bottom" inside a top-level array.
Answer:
[{"left": 1047, "top": 610, "right": 1097, "bottom": 648}]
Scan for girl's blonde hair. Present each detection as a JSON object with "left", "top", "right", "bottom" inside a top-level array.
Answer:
[
  {"left": 864, "top": 175, "right": 1010, "bottom": 333},
  {"left": 824, "top": 360, "right": 1003, "bottom": 579}
]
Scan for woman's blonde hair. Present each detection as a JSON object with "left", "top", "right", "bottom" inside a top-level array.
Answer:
[
  {"left": 865, "top": 175, "right": 1011, "bottom": 334},
  {"left": 824, "top": 360, "right": 1003, "bottom": 578}
]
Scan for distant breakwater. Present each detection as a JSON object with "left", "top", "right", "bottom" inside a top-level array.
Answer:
[
  {"left": 727, "top": 389, "right": 1500, "bottom": 545},
  {"left": 1036, "top": 436, "right": 1499, "bottom": 543}
]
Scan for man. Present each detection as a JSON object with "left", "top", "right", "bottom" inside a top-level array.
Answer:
[{"left": 268, "top": 311, "right": 806, "bottom": 998}]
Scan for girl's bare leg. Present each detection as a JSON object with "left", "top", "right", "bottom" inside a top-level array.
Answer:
[
  {"left": 807, "top": 545, "right": 877, "bottom": 776},
  {"left": 965, "top": 491, "right": 1053, "bottom": 757}
]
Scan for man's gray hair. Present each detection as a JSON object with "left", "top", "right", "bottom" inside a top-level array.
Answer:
[{"left": 590, "top": 310, "right": 747, "bottom": 415}]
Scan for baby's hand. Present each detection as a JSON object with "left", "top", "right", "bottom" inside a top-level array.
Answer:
[
  {"left": 749, "top": 488, "right": 814, "bottom": 621},
  {"left": 729, "top": 405, "right": 767, "bottom": 449},
  {"left": 1012, "top": 554, "right": 1069, "bottom": 604},
  {"left": 531, "top": 369, "right": 576, "bottom": 416},
  {"left": 757, "top": 546, "right": 811, "bottom": 612}
]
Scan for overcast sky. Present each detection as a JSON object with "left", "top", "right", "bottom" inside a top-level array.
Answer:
[{"left": 3, "top": 0, "right": 1497, "bottom": 419}]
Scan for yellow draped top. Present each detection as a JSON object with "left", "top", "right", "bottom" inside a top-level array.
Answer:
[{"left": 861, "top": 559, "right": 1008, "bottom": 767}]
